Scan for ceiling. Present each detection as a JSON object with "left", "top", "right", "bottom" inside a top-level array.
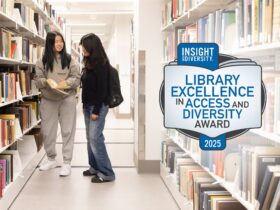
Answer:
[{"left": 47, "top": 0, "right": 134, "bottom": 48}]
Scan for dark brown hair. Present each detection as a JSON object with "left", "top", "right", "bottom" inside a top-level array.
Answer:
[{"left": 80, "top": 33, "right": 110, "bottom": 69}]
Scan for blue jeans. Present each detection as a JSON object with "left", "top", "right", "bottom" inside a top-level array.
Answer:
[{"left": 83, "top": 104, "right": 115, "bottom": 181}]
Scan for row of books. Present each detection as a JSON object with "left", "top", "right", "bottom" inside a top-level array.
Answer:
[
  {"left": 162, "top": 0, "right": 203, "bottom": 27},
  {"left": 0, "top": 1, "right": 65, "bottom": 37},
  {"left": 161, "top": 140, "right": 247, "bottom": 210},
  {"left": 0, "top": 28, "right": 44, "bottom": 62},
  {"left": 165, "top": 130, "right": 280, "bottom": 210},
  {"left": 0, "top": 70, "right": 39, "bottom": 103},
  {"left": 163, "top": 0, "right": 280, "bottom": 61},
  {"left": 14, "top": 2, "right": 65, "bottom": 38},
  {"left": 0, "top": 133, "right": 43, "bottom": 198},
  {"left": 0, "top": 152, "right": 15, "bottom": 197},
  {"left": 0, "top": 99, "right": 40, "bottom": 149},
  {"left": 238, "top": 145, "right": 280, "bottom": 210},
  {"left": 0, "top": 0, "right": 14, "bottom": 18}
]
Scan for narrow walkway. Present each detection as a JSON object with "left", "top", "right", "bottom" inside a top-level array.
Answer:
[{"left": 9, "top": 103, "right": 179, "bottom": 210}]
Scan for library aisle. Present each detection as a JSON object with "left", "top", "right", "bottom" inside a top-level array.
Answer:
[{"left": 8, "top": 102, "right": 179, "bottom": 210}]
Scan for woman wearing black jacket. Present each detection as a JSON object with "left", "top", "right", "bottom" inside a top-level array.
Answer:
[{"left": 80, "top": 33, "right": 115, "bottom": 183}]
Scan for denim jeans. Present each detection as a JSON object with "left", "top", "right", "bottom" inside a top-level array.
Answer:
[{"left": 83, "top": 104, "right": 115, "bottom": 181}]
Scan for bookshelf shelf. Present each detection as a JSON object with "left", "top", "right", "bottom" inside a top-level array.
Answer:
[
  {"left": 22, "top": 93, "right": 41, "bottom": 98},
  {"left": 0, "top": 57, "right": 36, "bottom": 66},
  {"left": 0, "top": 11, "right": 17, "bottom": 28},
  {"left": 160, "top": 163, "right": 193, "bottom": 210},
  {"left": 0, "top": 57, "right": 20, "bottom": 65},
  {"left": 0, "top": 12, "right": 45, "bottom": 46},
  {"left": 0, "top": 119, "right": 41, "bottom": 153},
  {"left": 16, "top": 0, "right": 63, "bottom": 33},
  {"left": 161, "top": 0, "right": 234, "bottom": 32},
  {"left": 250, "top": 129, "right": 280, "bottom": 144},
  {"left": 168, "top": 133, "right": 256, "bottom": 210},
  {"left": 0, "top": 93, "right": 40, "bottom": 109},
  {"left": 0, "top": 147, "right": 45, "bottom": 209},
  {"left": 22, "top": 120, "right": 41, "bottom": 136},
  {"left": 0, "top": 99, "right": 21, "bottom": 108},
  {"left": 161, "top": 22, "right": 174, "bottom": 32},
  {"left": 222, "top": 42, "right": 280, "bottom": 57},
  {"left": 16, "top": 23, "right": 45, "bottom": 45}
]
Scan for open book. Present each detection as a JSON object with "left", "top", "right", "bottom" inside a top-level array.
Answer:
[{"left": 46, "top": 79, "right": 70, "bottom": 95}]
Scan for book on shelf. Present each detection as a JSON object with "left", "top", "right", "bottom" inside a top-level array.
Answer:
[
  {"left": 203, "top": 191, "right": 231, "bottom": 210},
  {"left": 257, "top": 165, "right": 280, "bottom": 209},
  {"left": 1, "top": 150, "right": 22, "bottom": 180},
  {"left": 270, "top": 180, "right": 280, "bottom": 210},
  {"left": 0, "top": 154, "right": 13, "bottom": 183},
  {"left": 13, "top": 8, "right": 23, "bottom": 25},
  {"left": 0, "top": 166, "right": 2, "bottom": 197},
  {"left": 272, "top": 0, "right": 280, "bottom": 42},
  {"left": 191, "top": 171, "right": 210, "bottom": 204},
  {"left": 14, "top": 3, "right": 26, "bottom": 27},
  {"left": 0, "top": 160, "right": 6, "bottom": 191},
  {"left": 196, "top": 183, "right": 225, "bottom": 210},
  {"left": 212, "top": 197, "right": 247, "bottom": 210}
]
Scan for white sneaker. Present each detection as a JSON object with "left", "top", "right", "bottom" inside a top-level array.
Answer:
[
  {"left": 59, "top": 163, "right": 71, "bottom": 177},
  {"left": 39, "top": 159, "right": 58, "bottom": 171}
]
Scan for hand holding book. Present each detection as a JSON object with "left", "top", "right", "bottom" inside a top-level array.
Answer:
[
  {"left": 46, "top": 79, "right": 70, "bottom": 90},
  {"left": 46, "top": 79, "right": 70, "bottom": 95}
]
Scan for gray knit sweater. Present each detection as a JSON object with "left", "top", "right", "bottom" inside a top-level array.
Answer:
[{"left": 34, "top": 54, "right": 81, "bottom": 101}]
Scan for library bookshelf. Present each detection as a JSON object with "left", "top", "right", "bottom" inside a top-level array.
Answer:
[
  {"left": 160, "top": 0, "right": 280, "bottom": 209},
  {"left": 0, "top": 0, "right": 66, "bottom": 208}
]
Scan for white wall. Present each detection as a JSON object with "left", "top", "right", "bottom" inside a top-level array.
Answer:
[
  {"left": 135, "top": 0, "right": 164, "bottom": 160},
  {"left": 107, "top": 15, "right": 131, "bottom": 115}
]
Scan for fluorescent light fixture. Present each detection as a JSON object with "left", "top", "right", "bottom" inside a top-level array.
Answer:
[
  {"left": 72, "top": 33, "right": 105, "bottom": 36},
  {"left": 66, "top": 23, "right": 106, "bottom": 26},
  {"left": 49, "top": 0, "right": 134, "bottom": 2},
  {"left": 58, "top": 11, "right": 133, "bottom": 15}
]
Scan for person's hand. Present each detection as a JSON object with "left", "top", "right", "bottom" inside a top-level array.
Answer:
[
  {"left": 57, "top": 80, "right": 69, "bottom": 89},
  {"left": 91, "top": 114, "right": 99, "bottom": 121}
]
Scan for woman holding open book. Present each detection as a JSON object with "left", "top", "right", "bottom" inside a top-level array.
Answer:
[
  {"left": 34, "top": 31, "right": 80, "bottom": 177},
  {"left": 79, "top": 33, "right": 115, "bottom": 183}
]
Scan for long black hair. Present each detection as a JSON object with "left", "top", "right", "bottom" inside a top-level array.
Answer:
[
  {"left": 42, "top": 31, "right": 71, "bottom": 72},
  {"left": 79, "top": 33, "right": 110, "bottom": 69}
]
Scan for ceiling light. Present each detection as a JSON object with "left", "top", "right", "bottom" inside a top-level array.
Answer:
[
  {"left": 48, "top": 0, "right": 134, "bottom": 2},
  {"left": 66, "top": 23, "right": 106, "bottom": 26},
  {"left": 58, "top": 11, "right": 133, "bottom": 15},
  {"left": 72, "top": 33, "right": 105, "bottom": 36}
]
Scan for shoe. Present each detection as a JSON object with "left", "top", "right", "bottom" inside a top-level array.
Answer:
[
  {"left": 91, "top": 176, "right": 112, "bottom": 183},
  {"left": 39, "top": 159, "right": 58, "bottom": 171},
  {"left": 83, "top": 169, "right": 96, "bottom": 176},
  {"left": 59, "top": 163, "right": 71, "bottom": 177}
]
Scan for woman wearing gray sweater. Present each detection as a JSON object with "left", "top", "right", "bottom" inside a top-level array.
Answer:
[{"left": 35, "top": 31, "right": 80, "bottom": 176}]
